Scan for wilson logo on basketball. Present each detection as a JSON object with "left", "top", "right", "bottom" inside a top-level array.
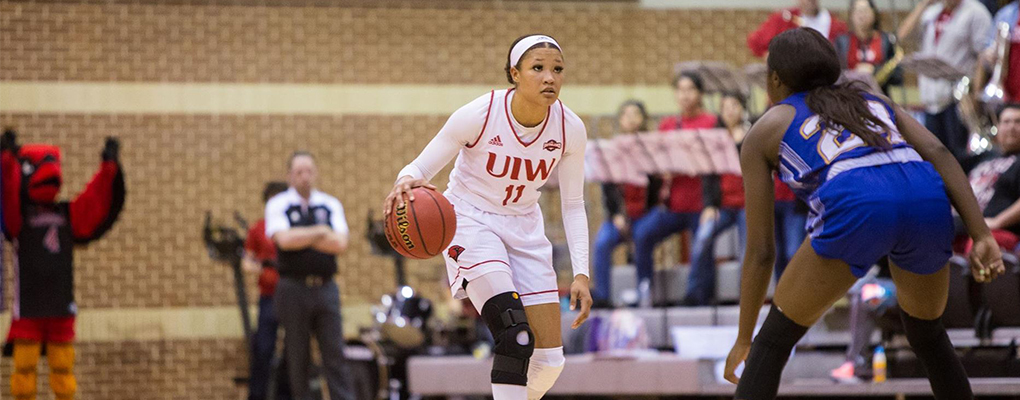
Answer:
[
  {"left": 447, "top": 245, "right": 465, "bottom": 262},
  {"left": 393, "top": 205, "right": 416, "bottom": 250},
  {"left": 485, "top": 152, "right": 557, "bottom": 182},
  {"left": 543, "top": 140, "right": 561, "bottom": 152}
]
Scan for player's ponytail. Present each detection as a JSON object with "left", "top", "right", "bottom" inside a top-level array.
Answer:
[{"left": 768, "top": 28, "right": 891, "bottom": 149}]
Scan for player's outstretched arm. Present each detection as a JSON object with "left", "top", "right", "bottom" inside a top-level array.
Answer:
[
  {"left": 892, "top": 104, "right": 1004, "bottom": 282},
  {"left": 724, "top": 105, "right": 790, "bottom": 385}
]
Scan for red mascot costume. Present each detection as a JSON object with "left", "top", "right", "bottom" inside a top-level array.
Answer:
[{"left": 1, "top": 129, "right": 125, "bottom": 400}]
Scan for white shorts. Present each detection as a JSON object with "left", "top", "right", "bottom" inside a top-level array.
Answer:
[{"left": 443, "top": 194, "right": 559, "bottom": 307}]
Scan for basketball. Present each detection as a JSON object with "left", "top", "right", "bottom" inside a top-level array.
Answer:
[{"left": 384, "top": 187, "right": 457, "bottom": 259}]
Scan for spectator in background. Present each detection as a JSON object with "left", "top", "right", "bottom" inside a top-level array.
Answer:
[
  {"left": 772, "top": 178, "right": 808, "bottom": 280},
  {"left": 246, "top": 181, "right": 291, "bottom": 400},
  {"left": 748, "top": 0, "right": 849, "bottom": 58},
  {"left": 957, "top": 104, "right": 1020, "bottom": 250},
  {"left": 631, "top": 72, "right": 718, "bottom": 307},
  {"left": 266, "top": 151, "right": 354, "bottom": 400},
  {"left": 720, "top": 92, "right": 752, "bottom": 142},
  {"left": 682, "top": 92, "right": 748, "bottom": 306},
  {"left": 898, "top": 0, "right": 992, "bottom": 161},
  {"left": 591, "top": 100, "right": 658, "bottom": 308},
  {"left": 980, "top": 0, "right": 1020, "bottom": 101},
  {"left": 835, "top": 0, "right": 904, "bottom": 95}
]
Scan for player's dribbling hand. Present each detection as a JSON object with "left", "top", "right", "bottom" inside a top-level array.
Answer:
[
  {"left": 724, "top": 339, "right": 751, "bottom": 384},
  {"left": 969, "top": 235, "right": 1005, "bottom": 283},
  {"left": 383, "top": 176, "right": 437, "bottom": 216},
  {"left": 569, "top": 275, "right": 593, "bottom": 329}
]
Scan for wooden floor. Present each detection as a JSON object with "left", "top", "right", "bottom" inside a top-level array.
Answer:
[{"left": 408, "top": 353, "right": 1020, "bottom": 397}]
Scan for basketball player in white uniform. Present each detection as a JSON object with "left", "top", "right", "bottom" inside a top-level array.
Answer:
[{"left": 384, "top": 34, "right": 591, "bottom": 400}]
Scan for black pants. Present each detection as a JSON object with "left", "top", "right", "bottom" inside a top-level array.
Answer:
[
  {"left": 250, "top": 296, "right": 284, "bottom": 400},
  {"left": 924, "top": 104, "right": 969, "bottom": 162},
  {"left": 275, "top": 277, "right": 354, "bottom": 400}
]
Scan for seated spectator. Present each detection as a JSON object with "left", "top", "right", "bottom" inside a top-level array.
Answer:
[
  {"left": 834, "top": 0, "right": 904, "bottom": 95},
  {"left": 632, "top": 72, "right": 718, "bottom": 307},
  {"left": 955, "top": 103, "right": 1020, "bottom": 250},
  {"left": 682, "top": 92, "right": 748, "bottom": 306},
  {"left": 592, "top": 100, "right": 659, "bottom": 308},
  {"left": 772, "top": 179, "right": 808, "bottom": 280},
  {"left": 748, "top": 0, "right": 849, "bottom": 58}
]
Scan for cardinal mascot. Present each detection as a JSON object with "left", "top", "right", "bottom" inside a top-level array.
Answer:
[{"left": 0, "top": 129, "right": 125, "bottom": 400}]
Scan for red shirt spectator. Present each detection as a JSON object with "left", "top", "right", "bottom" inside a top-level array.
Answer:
[
  {"left": 245, "top": 219, "right": 280, "bottom": 297},
  {"left": 658, "top": 112, "right": 720, "bottom": 213},
  {"left": 775, "top": 178, "right": 797, "bottom": 202},
  {"left": 748, "top": 6, "right": 848, "bottom": 57}
]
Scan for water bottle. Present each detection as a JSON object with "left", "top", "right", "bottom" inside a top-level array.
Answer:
[
  {"left": 872, "top": 346, "right": 887, "bottom": 383},
  {"left": 638, "top": 278, "right": 652, "bottom": 308}
]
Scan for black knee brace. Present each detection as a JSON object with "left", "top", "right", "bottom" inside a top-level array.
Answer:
[{"left": 480, "top": 291, "right": 534, "bottom": 386}]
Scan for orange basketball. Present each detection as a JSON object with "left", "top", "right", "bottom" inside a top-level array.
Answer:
[{"left": 385, "top": 187, "right": 457, "bottom": 259}]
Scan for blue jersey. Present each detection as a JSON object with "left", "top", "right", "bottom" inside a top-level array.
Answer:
[
  {"left": 774, "top": 92, "right": 952, "bottom": 277},
  {"left": 776, "top": 92, "right": 916, "bottom": 202}
]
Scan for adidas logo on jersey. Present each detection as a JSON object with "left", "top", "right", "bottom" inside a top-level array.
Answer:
[{"left": 488, "top": 136, "right": 504, "bottom": 147}]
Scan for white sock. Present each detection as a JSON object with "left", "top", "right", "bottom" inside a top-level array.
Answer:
[
  {"left": 492, "top": 383, "right": 528, "bottom": 400},
  {"left": 527, "top": 347, "right": 566, "bottom": 400}
]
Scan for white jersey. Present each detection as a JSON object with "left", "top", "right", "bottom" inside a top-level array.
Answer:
[
  {"left": 398, "top": 88, "right": 590, "bottom": 277},
  {"left": 449, "top": 89, "right": 569, "bottom": 215}
]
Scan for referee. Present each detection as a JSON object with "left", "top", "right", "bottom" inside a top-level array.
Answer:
[{"left": 265, "top": 151, "right": 353, "bottom": 400}]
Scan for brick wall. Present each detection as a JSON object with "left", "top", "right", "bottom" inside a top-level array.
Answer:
[
  {"left": 1, "top": 339, "right": 247, "bottom": 399},
  {"left": 0, "top": 0, "right": 868, "bottom": 398},
  {"left": 1, "top": 1, "right": 773, "bottom": 84}
]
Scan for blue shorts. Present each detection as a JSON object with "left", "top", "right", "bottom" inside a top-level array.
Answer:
[{"left": 809, "top": 161, "right": 953, "bottom": 278}]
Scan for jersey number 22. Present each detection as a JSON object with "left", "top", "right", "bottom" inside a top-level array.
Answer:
[{"left": 800, "top": 101, "right": 904, "bottom": 164}]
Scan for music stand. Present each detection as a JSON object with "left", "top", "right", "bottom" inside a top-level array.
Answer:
[
  {"left": 838, "top": 70, "right": 883, "bottom": 95},
  {"left": 675, "top": 61, "right": 750, "bottom": 96},
  {"left": 696, "top": 129, "right": 742, "bottom": 175},
  {"left": 584, "top": 140, "right": 618, "bottom": 184},
  {"left": 901, "top": 55, "right": 967, "bottom": 82}
]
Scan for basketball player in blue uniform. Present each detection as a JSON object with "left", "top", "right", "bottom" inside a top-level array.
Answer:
[{"left": 723, "top": 28, "right": 1005, "bottom": 400}]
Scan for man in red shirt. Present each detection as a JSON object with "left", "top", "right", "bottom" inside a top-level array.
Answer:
[
  {"left": 748, "top": 0, "right": 849, "bottom": 58},
  {"left": 246, "top": 181, "right": 289, "bottom": 400}
]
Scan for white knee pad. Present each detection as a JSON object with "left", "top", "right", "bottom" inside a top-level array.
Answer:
[{"left": 527, "top": 346, "right": 565, "bottom": 400}]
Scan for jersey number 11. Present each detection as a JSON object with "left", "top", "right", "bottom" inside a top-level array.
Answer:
[{"left": 503, "top": 184, "right": 525, "bottom": 206}]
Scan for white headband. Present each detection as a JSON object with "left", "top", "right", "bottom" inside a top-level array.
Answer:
[{"left": 509, "top": 35, "right": 562, "bottom": 68}]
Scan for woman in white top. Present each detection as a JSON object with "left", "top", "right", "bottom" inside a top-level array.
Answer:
[{"left": 383, "top": 34, "right": 592, "bottom": 400}]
